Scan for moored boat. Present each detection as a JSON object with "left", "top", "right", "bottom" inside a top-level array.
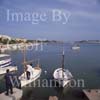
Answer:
[
  {"left": 19, "top": 64, "right": 42, "bottom": 87},
  {"left": 72, "top": 44, "right": 80, "bottom": 50},
  {"left": 53, "top": 50, "right": 73, "bottom": 87},
  {"left": 0, "top": 54, "right": 17, "bottom": 75},
  {"left": 19, "top": 44, "right": 42, "bottom": 87}
]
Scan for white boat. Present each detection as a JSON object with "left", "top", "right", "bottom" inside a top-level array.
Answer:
[
  {"left": 0, "top": 54, "right": 17, "bottom": 75},
  {"left": 53, "top": 68, "right": 73, "bottom": 87},
  {"left": 19, "top": 45, "right": 42, "bottom": 87},
  {"left": 19, "top": 65, "right": 42, "bottom": 87},
  {"left": 72, "top": 45, "right": 80, "bottom": 50},
  {"left": 53, "top": 51, "right": 73, "bottom": 87}
]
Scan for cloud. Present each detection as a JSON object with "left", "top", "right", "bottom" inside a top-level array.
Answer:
[
  {"left": 0, "top": 0, "right": 100, "bottom": 40},
  {"left": 58, "top": 0, "right": 97, "bottom": 6}
]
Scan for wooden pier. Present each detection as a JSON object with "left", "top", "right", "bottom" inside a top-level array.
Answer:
[
  {"left": 83, "top": 89, "right": 100, "bottom": 100},
  {"left": 0, "top": 88, "right": 23, "bottom": 100}
]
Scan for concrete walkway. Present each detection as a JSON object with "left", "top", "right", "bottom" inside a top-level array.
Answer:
[
  {"left": 83, "top": 89, "right": 100, "bottom": 100},
  {"left": 0, "top": 88, "right": 23, "bottom": 100}
]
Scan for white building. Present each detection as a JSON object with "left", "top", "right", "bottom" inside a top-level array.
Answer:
[{"left": 0, "top": 35, "right": 11, "bottom": 40}]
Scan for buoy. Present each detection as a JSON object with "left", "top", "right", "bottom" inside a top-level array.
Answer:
[{"left": 44, "top": 70, "right": 47, "bottom": 75}]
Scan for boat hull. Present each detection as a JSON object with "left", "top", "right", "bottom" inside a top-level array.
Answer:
[
  {"left": 19, "top": 68, "right": 42, "bottom": 87},
  {"left": 72, "top": 46, "right": 80, "bottom": 50},
  {"left": 53, "top": 68, "right": 73, "bottom": 87}
]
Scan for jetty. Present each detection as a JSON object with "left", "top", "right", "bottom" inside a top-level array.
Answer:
[
  {"left": 83, "top": 89, "right": 100, "bottom": 100},
  {"left": 0, "top": 88, "right": 23, "bottom": 100}
]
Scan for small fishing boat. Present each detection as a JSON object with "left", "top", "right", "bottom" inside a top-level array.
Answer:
[
  {"left": 19, "top": 44, "right": 42, "bottom": 87},
  {"left": 0, "top": 54, "right": 17, "bottom": 75},
  {"left": 19, "top": 64, "right": 42, "bottom": 87},
  {"left": 53, "top": 50, "right": 73, "bottom": 87}
]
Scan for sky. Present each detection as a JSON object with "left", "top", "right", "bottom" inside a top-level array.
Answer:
[{"left": 0, "top": 0, "right": 100, "bottom": 41}]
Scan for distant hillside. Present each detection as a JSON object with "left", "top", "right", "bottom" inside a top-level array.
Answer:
[
  {"left": 0, "top": 34, "right": 27, "bottom": 44},
  {"left": 76, "top": 40, "right": 100, "bottom": 44},
  {"left": 0, "top": 34, "right": 61, "bottom": 44}
]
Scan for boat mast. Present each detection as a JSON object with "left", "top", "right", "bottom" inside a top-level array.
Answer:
[
  {"left": 62, "top": 47, "right": 64, "bottom": 79},
  {"left": 23, "top": 43, "right": 26, "bottom": 78}
]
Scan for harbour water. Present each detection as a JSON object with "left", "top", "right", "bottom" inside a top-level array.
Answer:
[{"left": 0, "top": 43, "right": 100, "bottom": 99}]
